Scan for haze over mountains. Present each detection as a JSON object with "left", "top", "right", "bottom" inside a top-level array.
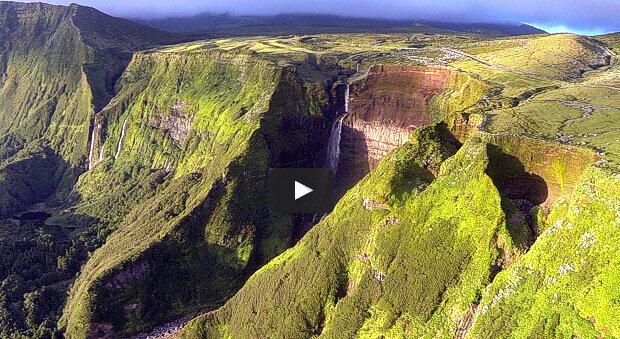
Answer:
[
  {"left": 12, "top": 0, "right": 620, "bottom": 34},
  {"left": 138, "top": 13, "right": 546, "bottom": 37}
]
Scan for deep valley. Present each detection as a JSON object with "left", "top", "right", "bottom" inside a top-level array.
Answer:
[{"left": 0, "top": 2, "right": 619, "bottom": 338}]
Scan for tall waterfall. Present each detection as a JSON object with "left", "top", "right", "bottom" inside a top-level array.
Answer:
[
  {"left": 309, "top": 82, "right": 350, "bottom": 226},
  {"left": 326, "top": 82, "right": 350, "bottom": 175},
  {"left": 87, "top": 124, "right": 96, "bottom": 170},
  {"left": 344, "top": 82, "right": 350, "bottom": 114},
  {"left": 115, "top": 117, "right": 129, "bottom": 160},
  {"left": 326, "top": 115, "right": 345, "bottom": 174}
]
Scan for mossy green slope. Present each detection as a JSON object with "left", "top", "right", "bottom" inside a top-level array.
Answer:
[
  {"left": 180, "top": 127, "right": 528, "bottom": 338},
  {"left": 470, "top": 167, "right": 620, "bottom": 338},
  {"left": 451, "top": 33, "right": 619, "bottom": 167},
  {"left": 0, "top": 2, "right": 91, "bottom": 165},
  {"left": 175, "top": 33, "right": 620, "bottom": 339},
  {"left": 0, "top": 2, "right": 180, "bottom": 215},
  {"left": 61, "top": 46, "right": 330, "bottom": 337},
  {"left": 475, "top": 34, "right": 609, "bottom": 81}
]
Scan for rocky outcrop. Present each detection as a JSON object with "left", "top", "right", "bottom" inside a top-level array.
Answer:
[
  {"left": 348, "top": 66, "right": 450, "bottom": 132},
  {"left": 104, "top": 261, "right": 150, "bottom": 289},
  {"left": 147, "top": 100, "right": 195, "bottom": 145}
]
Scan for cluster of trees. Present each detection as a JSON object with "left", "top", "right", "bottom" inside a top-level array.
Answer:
[{"left": 0, "top": 218, "right": 109, "bottom": 338}]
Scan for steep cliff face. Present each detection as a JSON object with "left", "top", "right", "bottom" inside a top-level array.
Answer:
[
  {"left": 484, "top": 134, "right": 600, "bottom": 212},
  {"left": 0, "top": 2, "right": 180, "bottom": 211},
  {"left": 61, "top": 48, "right": 334, "bottom": 338},
  {"left": 180, "top": 130, "right": 527, "bottom": 338},
  {"left": 345, "top": 66, "right": 450, "bottom": 163},
  {"left": 337, "top": 66, "right": 486, "bottom": 194},
  {"left": 179, "top": 120, "right": 615, "bottom": 338},
  {"left": 0, "top": 2, "right": 92, "bottom": 166}
]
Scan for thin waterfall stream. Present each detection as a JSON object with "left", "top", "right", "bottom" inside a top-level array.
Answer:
[
  {"left": 115, "top": 117, "right": 129, "bottom": 159},
  {"left": 87, "top": 124, "right": 96, "bottom": 170},
  {"left": 325, "top": 113, "right": 346, "bottom": 174}
]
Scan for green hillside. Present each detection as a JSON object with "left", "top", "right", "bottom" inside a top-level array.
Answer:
[
  {"left": 180, "top": 127, "right": 520, "bottom": 338},
  {"left": 0, "top": 2, "right": 619, "bottom": 338},
  {"left": 0, "top": 2, "right": 186, "bottom": 336},
  {"left": 178, "top": 34, "right": 620, "bottom": 338},
  {"left": 60, "top": 48, "right": 321, "bottom": 337},
  {"left": 0, "top": 2, "right": 181, "bottom": 214}
]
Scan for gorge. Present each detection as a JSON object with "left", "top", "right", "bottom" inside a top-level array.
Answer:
[{"left": 0, "top": 3, "right": 618, "bottom": 338}]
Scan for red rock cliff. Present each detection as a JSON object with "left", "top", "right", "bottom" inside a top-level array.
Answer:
[{"left": 337, "top": 66, "right": 452, "bottom": 193}]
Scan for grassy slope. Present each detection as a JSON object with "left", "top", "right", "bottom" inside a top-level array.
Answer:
[
  {"left": 471, "top": 167, "right": 620, "bottom": 338},
  {"left": 177, "top": 32, "right": 620, "bottom": 339},
  {"left": 0, "top": 4, "right": 191, "bottom": 335},
  {"left": 0, "top": 2, "right": 182, "bottom": 216},
  {"left": 60, "top": 46, "right": 334, "bottom": 336},
  {"left": 0, "top": 2, "right": 92, "bottom": 165},
  {"left": 453, "top": 34, "right": 620, "bottom": 167},
  {"left": 180, "top": 127, "right": 529, "bottom": 338},
  {"left": 0, "top": 16, "right": 618, "bottom": 337},
  {"left": 476, "top": 34, "right": 608, "bottom": 81}
]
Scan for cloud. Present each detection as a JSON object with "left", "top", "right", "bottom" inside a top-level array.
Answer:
[{"left": 13, "top": 0, "right": 620, "bottom": 33}]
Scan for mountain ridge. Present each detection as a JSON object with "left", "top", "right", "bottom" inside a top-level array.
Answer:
[
  {"left": 138, "top": 12, "right": 546, "bottom": 37},
  {"left": 0, "top": 2, "right": 618, "bottom": 338}
]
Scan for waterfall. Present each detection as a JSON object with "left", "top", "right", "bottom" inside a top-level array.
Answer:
[
  {"left": 326, "top": 114, "right": 346, "bottom": 174},
  {"left": 87, "top": 124, "right": 96, "bottom": 170},
  {"left": 325, "top": 82, "right": 349, "bottom": 174},
  {"left": 306, "top": 82, "right": 351, "bottom": 229},
  {"left": 115, "top": 117, "right": 129, "bottom": 160},
  {"left": 63, "top": 182, "right": 78, "bottom": 203},
  {"left": 344, "top": 82, "right": 350, "bottom": 114}
]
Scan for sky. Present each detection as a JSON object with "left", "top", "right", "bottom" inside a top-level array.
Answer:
[{"left": 13, "top": 0, "right": 620, "bottom": 35}]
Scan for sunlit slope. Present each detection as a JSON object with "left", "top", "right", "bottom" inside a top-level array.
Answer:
[
  {"left": 470, "top": 167, "right": 620, "bottom": 338},
  {"left": 0, "top": 3, "right": 92, "bottom": 165},
  {"left": 597, "top": 32, "right": 620, "bottom": 53},
  {"left": 451, "top": 33, "right": 620, "bottom": 167},
  {"left": 180, "top": 127, "right": 530, "bottom": 338},
  {"left": 0, "top": 2, "right": 180, "bottom": 215},
  {"left": 176, "top": 32, "right": 620, "bottom": 339},
  {"left": 60, "top": 47, "right": 329, "bottom": 337},
  {"left": 0, "top": 2, "right": 178, "bottom": 165},
  {"left": 476, "top": 34, "right": 610, "bottom": 80}
]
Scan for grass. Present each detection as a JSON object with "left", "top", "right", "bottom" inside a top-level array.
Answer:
[
  {"left": 61, "top": 43, "right": 333, "bottom": 336},
  {"left": 174, "top": 31, "right": 620, "bottom": 339},
  {"left": 470, "top": 167, "right": 620, "bottom": 338},
  {"left": 2, "top": 6, "right": 620, "bottom": 336},
  {"left": 475, "top": 34, "right": 608, "bottom": 81},
  {"left": 180, "top": 128, "right": 532, "bottom": 338}
]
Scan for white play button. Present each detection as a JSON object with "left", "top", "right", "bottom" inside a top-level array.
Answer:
[
  {"left": 269, "top": 169, "right": 334, "bottom": 213},
  {"left": 294, "top": 181, "right": 314, "bottom": 200}
]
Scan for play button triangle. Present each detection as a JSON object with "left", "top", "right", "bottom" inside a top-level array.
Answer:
[{"left": 294, "top": 181, "right": 313, "bottom": 200}]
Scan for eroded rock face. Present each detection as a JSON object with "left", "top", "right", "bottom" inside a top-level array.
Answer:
[
  {"left": 104, "top": 261, "right": 150, "bottom": 289},
  {"left": 147, "top": 100, "right": 195, "bottom": 145},
  {"left": 338, "top": 66, "right": 452, "bottom": 193},
  {"left": 349, "top": 66, "right": 450, "bottom": 131}
]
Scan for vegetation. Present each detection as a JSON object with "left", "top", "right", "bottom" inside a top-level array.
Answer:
[
  {"left": 180, "top": 129, "right": 528, "bottom": 338},
  {"left": 0, "top": 2, "right": 619, "bottom": 338},
  {"left": 470, "top": 167, "right": 620, "bottom": 338},
  {"left": 179, "top": 30, "right": 620, "bottom": 339}
]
